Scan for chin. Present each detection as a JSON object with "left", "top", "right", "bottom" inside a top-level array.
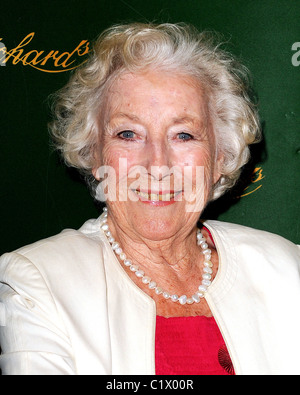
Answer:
[
  {"left": 133, "top": 219, "right": 178, "bottom": 241},
  {"left": 126, "top": 203, "right": 196, "bottom": 242}
]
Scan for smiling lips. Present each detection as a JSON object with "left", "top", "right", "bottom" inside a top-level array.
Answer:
[{"left": 133, "top": 189, "right": 182, "bottom": 205}]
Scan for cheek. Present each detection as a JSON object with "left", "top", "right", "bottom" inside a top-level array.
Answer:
[
  {"left": 100, "top": 145, "right": 145, "bottom": 182},
  {"left": 172, "top": 146, "right": 215, "bottom": 200},
  {"left": 172, "top": 145, "right": 213, "bottom": 171}
]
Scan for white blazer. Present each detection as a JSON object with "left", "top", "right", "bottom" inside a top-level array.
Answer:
[{"left": 0, "top": 214, "right": 300, "bottom": 375}]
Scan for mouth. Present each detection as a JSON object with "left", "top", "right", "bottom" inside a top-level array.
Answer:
[{"left": 132, "top": 189, "right": 182, "bottom": 203}]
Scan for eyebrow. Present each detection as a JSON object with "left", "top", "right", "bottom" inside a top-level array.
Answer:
[
  {"left": 172, "top": 116, "right": 201, "bottom": 126},
  {"left": 109, "top": 112, "right": 141, "bottom": 123}
]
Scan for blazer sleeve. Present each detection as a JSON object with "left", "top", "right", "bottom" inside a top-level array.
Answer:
[{"left": 0, "top": 252, "right": 76, "bottom": 375}]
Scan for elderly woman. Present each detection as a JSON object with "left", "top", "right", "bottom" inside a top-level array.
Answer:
[{"left": 0, "top": 22, "right": 300, "bottom": 376}]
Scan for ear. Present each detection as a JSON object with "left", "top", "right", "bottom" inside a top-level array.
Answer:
[
  {"left": 92, "top": 145, "right": 102, "bottom": 181},
  {"left": 92, "top": 167, "right": 100, "bottom": 181},
  {"left": 213, "top": 152, "right": 224, "bottom": 185}
]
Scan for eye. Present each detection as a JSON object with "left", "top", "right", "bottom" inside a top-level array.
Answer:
[
  {"left": 117, "top": 130, "right": 135, "bottom": 140},
  {"left": 177, "top": 132, "right": 193, "bottom": 141}
]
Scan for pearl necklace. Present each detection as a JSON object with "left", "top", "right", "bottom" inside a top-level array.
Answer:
[{"left": 100, "top": 207, "right": 214, "bottom": 305}]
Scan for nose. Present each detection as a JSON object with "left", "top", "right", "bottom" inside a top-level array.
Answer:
[{"left": 145, "top": 141, "right": 171, "bottom": 181}]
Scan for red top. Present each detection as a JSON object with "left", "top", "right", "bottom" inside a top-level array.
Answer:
[{"left": 155, "top": 315, "right": 234, "bottom": 375}]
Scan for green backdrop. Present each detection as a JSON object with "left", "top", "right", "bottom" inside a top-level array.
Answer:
[{"left": 1, "top": 0, "right": 299, "bottom": 256}]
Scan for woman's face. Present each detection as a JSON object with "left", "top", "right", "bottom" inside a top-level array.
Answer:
[{"left": 95, "top": 70, "right": 221, "bottom": 241}]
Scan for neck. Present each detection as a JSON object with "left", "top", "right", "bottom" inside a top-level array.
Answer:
[{"left": 107, "top": 213, "right": 202, "bottom": 281}]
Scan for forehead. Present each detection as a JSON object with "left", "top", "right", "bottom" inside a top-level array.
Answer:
[{"left": 104, "top": 70, "right": 207, "bottom": 120}]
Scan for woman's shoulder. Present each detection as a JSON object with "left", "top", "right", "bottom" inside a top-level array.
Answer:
[
  {"left": 5, "top": 216, "right": 103, "bottom": 253},
  {"left": 204, "top": 220, "right": 300, "bottom": 289},
  {"left": 0, "top": 216, "right": 107, "bottom": 282},
  {"left": 204, "top": 219, "right": 300, "bottom": 259}
]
